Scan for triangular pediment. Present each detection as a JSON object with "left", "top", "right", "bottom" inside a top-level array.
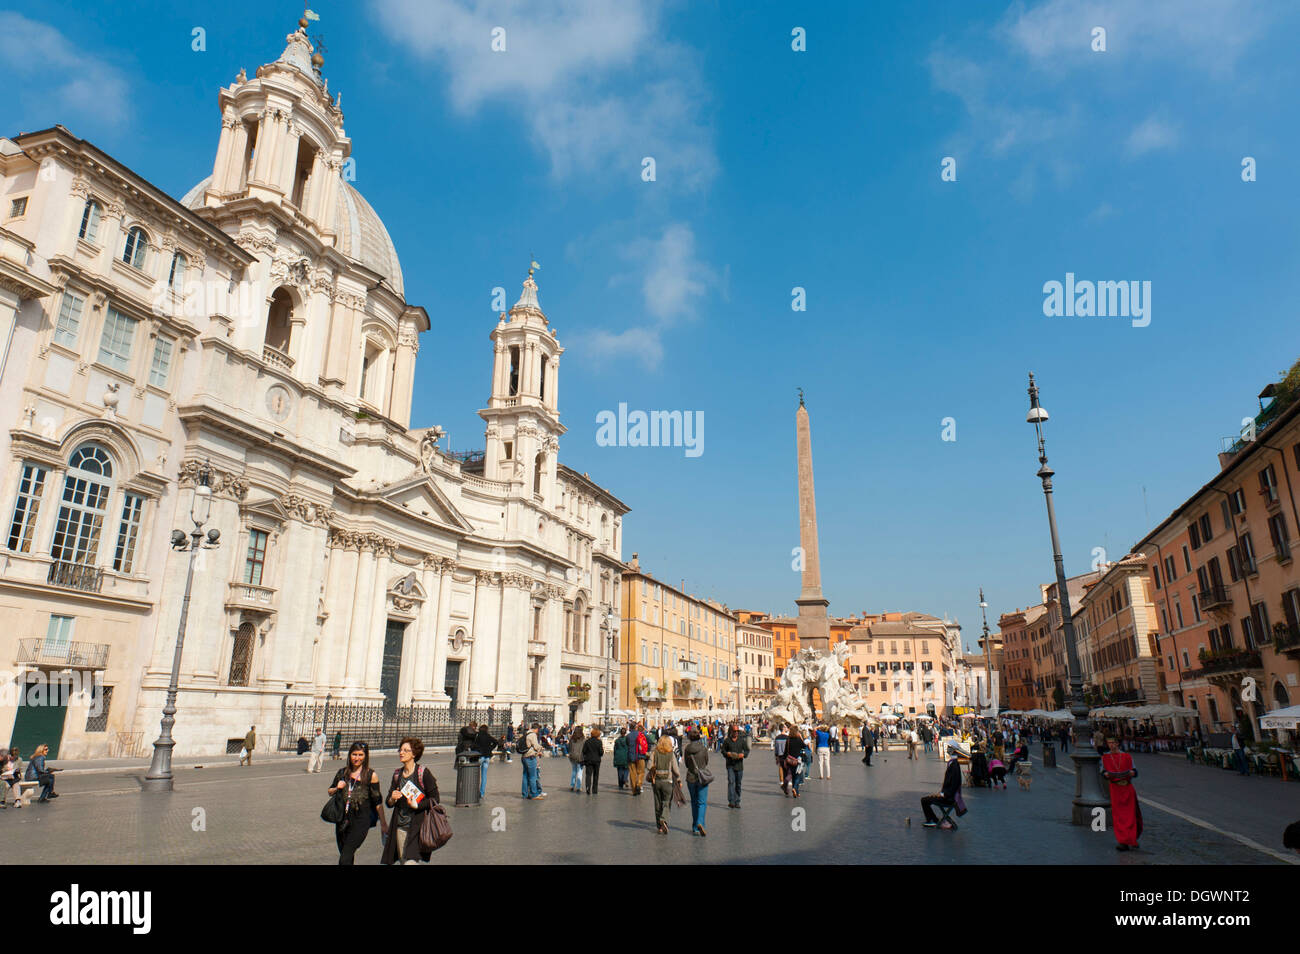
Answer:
[
  {"left": 375, "top": 474, "right": 475, "bottom": 533},
  {"left": 239, "top": 495, "right": 291, "bottom": 525}
]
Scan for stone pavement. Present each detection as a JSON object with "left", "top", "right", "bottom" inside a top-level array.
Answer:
[{"left": 3, "top": 745, "right": 1295, "bottom": 864}]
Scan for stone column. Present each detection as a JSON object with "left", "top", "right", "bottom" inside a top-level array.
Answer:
[
  {"left": 389, "top": 321, "right": 417, "bottom": 428},
  {"left": 317, "top": 155, "right": 342, "bottom": 237},
  {"left": 321, "top": 293, "right": 359, "bottom": 389},
  {"left": 98, "top": 199, "right": 126, "bottom": 273},
  {"left": 362, "top": 540, "right": 394, "bottom": 692},
  {"left": 210, "top": 112, "right": 236, "bottom": 194},
  {"left": 410, "top": 559, "right": 440, "bottom": 701},
  {"left": 431, "top": 561, "right": 455, "bottom": 702},
  {"left": 549, "top": 357, "right": 560, "bottom": 411},
  {"left": 222, "top": 119, "right": 248, "bottom": 194},
  {"left": 305, "top": 151, "right": 327, "bottom": 223},
  {"left": 466, "top": 571, "right": 494, "bottom": 701},
  {"left": 343, "top": 540, "right": 376, "bottom": 689},
  {"left": 280, "top": 122, "right": 303, "bottom": 204},
  {"left": 318, "top": 536, "right": 357, "bottom": 692}
]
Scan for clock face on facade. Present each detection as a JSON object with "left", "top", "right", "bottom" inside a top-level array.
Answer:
[{"left": 265, "top": 384, "right": 293, "bottom": 421}]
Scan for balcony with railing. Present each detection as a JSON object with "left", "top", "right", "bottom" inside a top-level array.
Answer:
[
  {"left": 1189, "top": 648, "right": 1262, "bottom": 680},
  {"left": 1198, "top": 585, "right": 1232, "bottom": 611},
  {"left": 1273, "top": 624, "right": 1300, "bottom": 657},
  {"left": 226, "top": 580, "right": 277, "bottom": 614},
  {"left": 16, "top": 638, "right": 110, "bottom": 670},
  {"left": 46, "top": 560, "right": 103, "bottom": 593},
  {"left": 262, "top": 343, "right": 295, "bottom": 371}
]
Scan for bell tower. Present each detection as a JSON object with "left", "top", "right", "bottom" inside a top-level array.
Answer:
[
  {"left": 480, "top": 263, "right": 565, "bottom": 499},
  {"left": 200, "top": 15, "right": 348, "bottom": 244}
]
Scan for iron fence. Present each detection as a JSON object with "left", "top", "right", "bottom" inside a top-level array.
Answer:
[
  {"left": 277, "top": 700, "right": 514, "bottom": 751},
  {"left": 523, "top": 706, "right": 556, "bottom": 727}
]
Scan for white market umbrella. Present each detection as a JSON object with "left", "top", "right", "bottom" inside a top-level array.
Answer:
[
  {"left": 1046, "top": 709, "right": 1074, "bottom": 722},
  {"left": 1260, "top": 705, "right": 1300, "bottom": 730}
]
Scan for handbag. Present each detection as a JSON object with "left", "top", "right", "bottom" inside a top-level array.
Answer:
[
  {"left": 320, "top": 787, "right": 347, "bottom": 825},
  {"left": 688, "top": 751, "right": 714, "bottom": 786},
  {"left": 419, "top": 802, "right": 453, "bottom": 852}
]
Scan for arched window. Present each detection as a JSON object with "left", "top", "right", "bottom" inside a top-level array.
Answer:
[
  {"left": 265, "top": 288, "right": 293, "bottom": 355},
  {"left": 168, "top": 251, "right": 187, "bottom": 291},
  {"left": 78, "top": 199, "right": 102, "bottom": 243},
  {"left": 574, "top": 597, "right": 587, "bottom": 654},
  {"left": 50, "top": 444, "right": 114, "bottom": 567},
  {"left": 122, "top": 226, "right": 149, "bottom": 269},
  {"left": 1275, "top": 682, "right": 1291, "bottom": 708}
]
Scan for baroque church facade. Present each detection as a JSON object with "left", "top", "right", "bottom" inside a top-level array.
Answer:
[{"left": 0, "top": 23, "right": 627, "bottom": 758}]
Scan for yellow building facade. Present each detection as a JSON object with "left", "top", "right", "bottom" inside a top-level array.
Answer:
[{"left": 619, "top": 556, "right": 738, "bottom": 718}]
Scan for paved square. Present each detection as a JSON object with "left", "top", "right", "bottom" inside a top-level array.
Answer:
[{"left": 4, "top": 742, "right": 1294, "bottom": 864}]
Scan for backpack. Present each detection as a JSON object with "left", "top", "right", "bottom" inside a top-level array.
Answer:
[
  {"left": 635, "top": 732, "right": 648, "bottom": 757},
  {"left": 516, "top": 733, "right": 530, "bottom": 755}
]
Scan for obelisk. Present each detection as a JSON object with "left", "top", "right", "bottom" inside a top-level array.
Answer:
[{"left": 794, "top": 389, "right": 830, "bottom": 650}]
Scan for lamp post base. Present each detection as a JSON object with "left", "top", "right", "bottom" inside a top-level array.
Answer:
[
  {"left": 1069, "top": 749, "right": 1110, "bottom": 826},
  {"left": 142, "top": 739, "right": 176, "bottom": 793}
]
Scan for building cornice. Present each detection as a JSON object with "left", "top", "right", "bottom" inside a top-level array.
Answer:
[{"left": 11, "top": 126, "right": 254, "bottom": 272}]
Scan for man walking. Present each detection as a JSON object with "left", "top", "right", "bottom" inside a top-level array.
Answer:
[
  {"left": 239, "top": 726, "right": 256, "bottom": 766},
  {"left": 627, "top": 722, "right": 649, "bottom": 796},
  {"left": 722, "top": 723, "right": 749, "bottom": 808},
  {"left": 306, "top": 728, "right": 326, "bottom": 773},
  {"left": 521, "top": 722, "right": 546, "bottom": 799},
  {"left": 1231, "top": 728, "right": 1249, "bottom": 775},
  {"left": 861, "top": 724, "right": 875, "bottom": 766}
]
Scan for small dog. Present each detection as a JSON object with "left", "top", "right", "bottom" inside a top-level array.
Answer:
[{"left": 1016, "top": 764, "right": 1032, "bottom": 790}]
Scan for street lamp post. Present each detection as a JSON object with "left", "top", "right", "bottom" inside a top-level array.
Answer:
[
  {"left": 734, "top": 666, "right": 742, "bottom": 723},
  {"left": 1026, "top": 373, "right": 1109, "bottom": 824},
  {"left": 143, "top": 460, "right": 221, "bottom": 792},
  {"left": 979, "top": 588, "right": 992, "bottom": 711},
  {"left": 603, "top": 611, "right": 616, "bottom": 727}
]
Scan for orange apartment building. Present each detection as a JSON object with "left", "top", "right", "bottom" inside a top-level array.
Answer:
[
  {"left": 998, "top": 605, "right": 1047, "bottom": 710},
  {"left": 843, "top": 616, "right": 959, "bottom": 717},
  {"left": 1077, "top": 557, "right": 1162, "bottom": 705},
  {"left": 1134, "top": 373, "right": 1300, "bottom": 739},
  {"left": 997, "top": 602, "right": 1055, "bottom": 709}
]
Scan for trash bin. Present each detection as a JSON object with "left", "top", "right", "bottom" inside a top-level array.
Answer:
[
  {"left": 1042, "top": 741, "right": 1056, "bottom": 768},
  {"left": 455, "top": 752, "right": 482, "bottom": 807}
]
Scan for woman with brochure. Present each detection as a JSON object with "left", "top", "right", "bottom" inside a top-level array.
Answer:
[{"left": 381, "top": 737, "right": 440, "bottom": 865}]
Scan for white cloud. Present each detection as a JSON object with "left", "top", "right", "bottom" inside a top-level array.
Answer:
[
  {"left": 0, "top": 13, "right": 130, "bottom": 127},
  {"left": 1003, "top": 0, "right": 1268, "bottom": 75},
  {"left": 577, "top": 222, "right": 715, "bottom": 369},
  {"left": 1087, "top": 201, "right": 1117, "bottom": 222},
  {"left": 928, "top": 0, "right": 1273, "bottom": 186},
  {"left": 1125, "top": 116, "right": 1180, "bottom": 157},
  {"left": 369, "top": 0, "right": 716, "bottom": 188},
  {"left": 583, "top": 326, "right": 665, "bottom": 369}
]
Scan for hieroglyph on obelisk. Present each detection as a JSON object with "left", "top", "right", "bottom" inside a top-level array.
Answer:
[{"left": 794, "top": 390, "right": 831, "bottom": 650}]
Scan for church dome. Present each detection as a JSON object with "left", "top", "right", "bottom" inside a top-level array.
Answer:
[{"left": 180, "top": 176, "right": 405, "bottom": 297}]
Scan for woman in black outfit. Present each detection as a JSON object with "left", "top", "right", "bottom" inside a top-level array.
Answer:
[
  {"left": 328, "top": 741, "right": 386, "bottom": 865},
  {"left": 380, "top": 737, "right": 440, "bottom": 865},
  {"left": 581, "top": 727, "right": 604, "bottom": 794},
  {"left": 783, "top": 727, "right": 807, "bottom": 797}
]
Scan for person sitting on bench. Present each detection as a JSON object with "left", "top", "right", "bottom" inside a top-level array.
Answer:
[{"left": 922, "top": 750, "right": 966, "bottom": 829}]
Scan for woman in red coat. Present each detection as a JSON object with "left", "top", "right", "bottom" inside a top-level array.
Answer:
[{"left": 1101, "top": 735, "right": 1142, "bottom": 851}]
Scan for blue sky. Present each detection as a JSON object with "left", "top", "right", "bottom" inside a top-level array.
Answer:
[{"left": 5, "top": 1, "right": 1300, "bottom": 651}]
